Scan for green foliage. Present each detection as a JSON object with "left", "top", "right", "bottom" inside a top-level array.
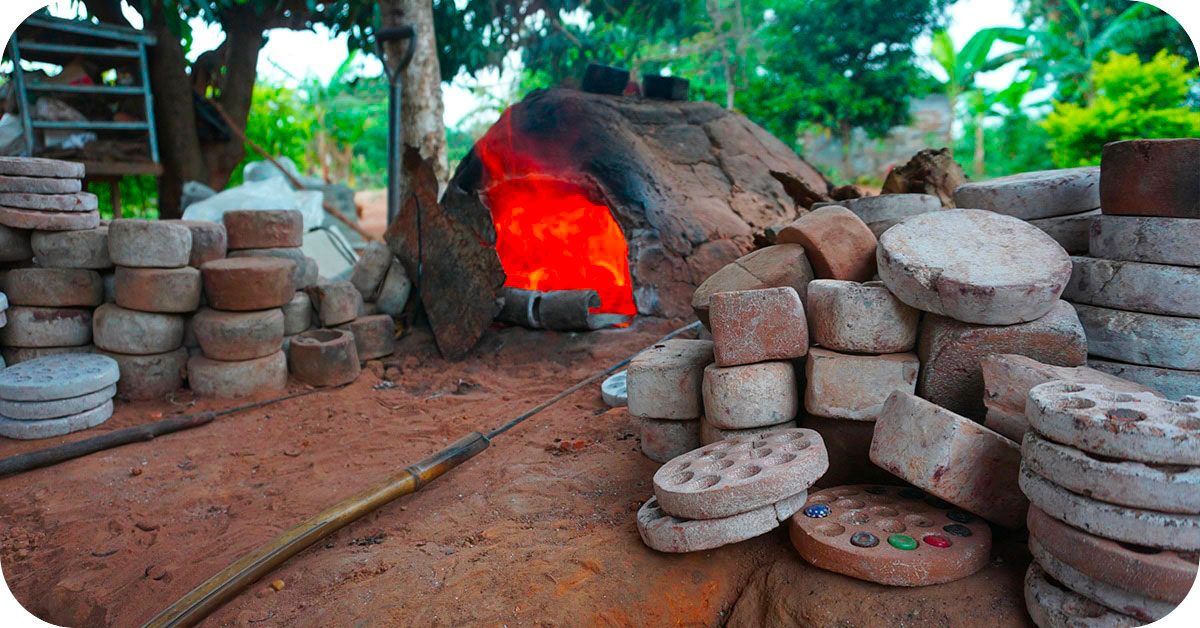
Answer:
[
  {"left": 228, "top": 83, "right": 314, "bottom": 188},
  {"left": 1043, "top": 51, "right": 1200, "bottom": 167},
  {"left": 88, "top": 176, "right": 160, "bottom": 220}
]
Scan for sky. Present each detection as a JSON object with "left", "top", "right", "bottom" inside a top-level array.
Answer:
[{"left": 43, "top": 0, "right": 1030, "bottom": 128}]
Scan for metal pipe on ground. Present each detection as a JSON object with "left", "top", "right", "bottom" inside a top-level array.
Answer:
[{"left": 142, "top": 321, "right": 702, "bottom": 628}]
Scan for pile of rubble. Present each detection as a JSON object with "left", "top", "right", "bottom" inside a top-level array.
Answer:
[
  {"left": 626, "top": 138, "right": 1198, "bottom": 622},
  {"left": 0, "top": 156, "right": 413, "bottom": 439}
]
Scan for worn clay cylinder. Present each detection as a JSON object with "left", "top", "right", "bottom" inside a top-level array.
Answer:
[
  {"left": 114, "top": 266, "right": 203, "bottom": 313},
  {"left": 288, "top": 329, "right": 361, "bottom": 387},
  {"left": 223, "top": 209, "right": 303, "bottom": 249},
  {"left": 200, "top": 257, "right": 296, "bottom": 311}
]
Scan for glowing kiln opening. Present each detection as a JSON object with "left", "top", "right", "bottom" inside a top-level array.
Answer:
[{"left": 486, "top": 177, "right": 637, "bottom": 318}]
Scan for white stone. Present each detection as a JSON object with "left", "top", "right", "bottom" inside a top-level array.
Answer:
[{"left": 601, "top": 370, "right": 626, "bottom": 407}]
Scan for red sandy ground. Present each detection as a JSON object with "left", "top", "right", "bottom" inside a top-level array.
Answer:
[{"left": 0, "top": 318, "right": 1034, "bottom": 627}]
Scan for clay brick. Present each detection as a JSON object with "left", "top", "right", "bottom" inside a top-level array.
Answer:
[
  {"left": 0, "top": 207, "right": 99, "bottom": 231},
  {"left": 701, "top": 361, "right": 797, "bottom": 429},
  {"left": 201, "top": 257, "right": 296, "bottom": 311},
  {"left": 350, "top": 241, "right": 392, "bottom": 299},
  {"left": 870, "top": 392, "right": 1026, "bottom": 528},
  {"left": 709, "top": 287, "right": 808, "bottom": 367},
  {"left": 92, "top": 303, "right": 185, "bottom": 355},
  {"left": 306, "top": 280, "right": 363, "bottom": 327},
  {"left": 789, "top": 484, "right": 993, "bottom": 586},
  {"left": 288, "top": 329, "right": 361, "bottom": 387},
  {"left": 281, "top": 291, "right": 312, "bottom": 335},
  {"left": 806, "top": 280, "right": 918, "bottom": 353},
  {"left": 877, "top": 209, "right": 1072, "bottom": 325},
  {"left": 699, "top": 417, "right": 797, "bottom": 445},
  {"left": 107, "top": 219, "right": 192, "bottom": 268},
  {"left": 1087, "top": 359, "right": 1200, "bottom": 402},
  {"left": 114, "top": 266, "right": 202, "bottom": 313},
  {"left": 952, "top": 166, "right": 1099, "bottom": 220},
  {"left": 626, "top": 339, "right": 712, "bottom": 419},
  {"left": 4, "top": 268, "right": 103, "bottom": 307},
  {"left": 336, "top": 315, "right": 395, "bottom": 360},
  {"left": 1101, "top": 138, "right": 1199, "bottom": 218},
  {"left": 1065, "top": 256, "right": 1200, "bottom": 318},
  {"left": 691, "top": 244, "right": 814, "bottom": 327},
  {"left": 639, "top": 417, "right": 701, "bottom": 463},
  {"left": 981, "top": 354, "right": 1161, "bottom": 442},
  {"left": 1028, "top": 208, "right": 1099, "bottom": 255},
  {"left": 917, "top": 300, "right": 1087, "bottom": 419},
  {"left": 0, "top": 306, "right": 91, "bottom": 347},
  {"left": 1090, "top": 214, "right": 1200, "bottom": 267},
  {"left": 191, "top": 307, "right": 284, "bottom": 361},
  {"left": 30, "top": 227, "right": 111, "bottom": 269},
  {"left": 95, "top": 347, "right": 188, "bottom": 401},
  {"left": 812, "top": 193, "right": 943, "bottom": 237},
  {"left": 0, "top": 224, "right": 32, "bottom": 262},
  {"left": 188, "top": 350, "right": 288, "bottom": 398},
  {"left": 805, "top": 349, "right": 919, "bottom": 421},
  {"left": 165, "top": 220, "right": 227, "bottom": 267},
  {"left": 228, "top": 247, "right": 307, "bottom": 287},
  {"left": 1075, "top": 303, "right": 1200, "bottom": 370},
  {"left": 223, "top": 209, "right": 303, "bottom": 249},
  {"left": 776, "top": 206, "right": 877, "bottom": 281}
]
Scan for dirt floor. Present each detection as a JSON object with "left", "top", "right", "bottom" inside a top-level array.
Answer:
[{"left": 0, "top": 318, "right": 1035, "bottom": 627}]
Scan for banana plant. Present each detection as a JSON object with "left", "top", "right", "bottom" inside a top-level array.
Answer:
[{"left": 929, "top": 26, "right": 1030, "bottom": 153}]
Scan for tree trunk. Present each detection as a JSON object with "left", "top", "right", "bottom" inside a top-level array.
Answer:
[
  {"left": 381, "top": 0, "right": 449, "bottom": 215},
  {"left": 143, "top": 7, "right": 206, "bottom": 219},
  {"left": 200, "top": 13, "right": 265, "bottom": 190}
]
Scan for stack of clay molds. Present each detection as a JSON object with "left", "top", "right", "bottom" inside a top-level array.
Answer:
[
  {"left": 0, "top": 353, "right": 118, "bottom": 440},
  {"left": 0, "top": 291, "right": 7, "bottom": 369},
  {"left": 98, "top": 219, "right": 196, "bottom": 400},
  {"left": 1062, "top": 139, "right": 1200, "bottom": 401},
  {"left": 159, "top": 219, "right": 228, "bottom": 359},
  {"left": 701, "top": 287, "right": 808, "bottom": 446},
  {"left": 954, "top": 166, "right": 1100, "bottom": 255},
  {"left": 224, "top": 210, "right": 318, "bottom": 291},
  {"left": 350, "top": 241, "right": 411, "bottom": 320},
  {"left": 876, "top": 208, "right": 1087, "bottom": 420},
  {"left": 0, "top": 157, "right": 99, "bottom": 235},
  {"left": 1020, "top": 381, "right": 1200, "bottom": 624},
  {"left": 336, "top": 242, "right": 398, "bottom": 361},
  {"left": 191, "top": 211, "right": 297, "bottom": 398},
  {"left": 637, "top": 428, "right": 828, "bottom": 553},
  {"left": 811, "top": 193, "right": 945, "bottom": 237},
  {"left": 0, "top": 266, "right": 102, "bottom": 368},
  {"left": 627, "top": 338, "right": 713, "bottom": 462}
]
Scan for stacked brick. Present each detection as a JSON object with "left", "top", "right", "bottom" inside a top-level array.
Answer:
[
  {"left": 954, "top": 166, "right": 1100, "bottom": 254},
  {"left": 1060, "top": 139, "right": 1200, "bottom": 401},
  {"left": 0, "top": 158, "right": 103, "bottom": 366},
  {"left": 188, "top": 211, "right": 297, "bottom": 398},
  {"left": 1019, "top": 381, "right": 1200, "bottom": 624},
  {"left": 627, "top": 339, "right": 712, "bottom": 462},
  {"left": 336, "top": 241, "right": 403, "bottom": 361},
  {"left": 96, "top": 219, "right": 195, "bottom": 400}
]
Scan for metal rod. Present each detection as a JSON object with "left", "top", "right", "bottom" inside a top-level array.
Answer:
[
  {"left": 0, "top": 385, "right": 348, "bottom": 478},
  {"left": 143, "top": 320, "right": 701, "bottom": 627}
]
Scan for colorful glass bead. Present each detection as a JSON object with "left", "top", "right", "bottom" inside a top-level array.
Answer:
[
  {"left": 850, "top": 531, "right": 879, "bottom": 548},
  {"left": 946, "top": 510, "right": 975, "bottom": 523},
  {"left": 923, "top": 534, "right": 952, "bottom": 548},
  {"left": 888, "top": 534, "right": 918, "bottom": 550},
  {"left": 943, "top": 523, "right": 972, "bottom": 537},
  {"left": 804, "top": 504, "right": 831, "bottom": 518}
]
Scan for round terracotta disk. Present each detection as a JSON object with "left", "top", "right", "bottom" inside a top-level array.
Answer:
[{"left": 788, "top": 484, "right": 992, "bottom": 586}]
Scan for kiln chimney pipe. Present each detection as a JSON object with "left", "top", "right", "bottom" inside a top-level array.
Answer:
[{"left": 142, "top": 321, "right": 701, "bottom": 628}]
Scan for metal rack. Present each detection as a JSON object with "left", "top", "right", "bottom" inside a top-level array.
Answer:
[{"left": 6, "top": 14, "right": 160, "bottom": 215}]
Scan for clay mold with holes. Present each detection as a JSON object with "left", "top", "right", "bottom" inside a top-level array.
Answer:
[
  {"left": 637, "top": 491, "right": 807, "bottom": 553},
  {"left": 788, "top": 484, "right": 992, "bottom": 586},
  {"left": 652, "top": 428, "right": 828, "bottom": 520},
  {"left": 1026, "top": 381, "right": 1200, "bottom": 465}
]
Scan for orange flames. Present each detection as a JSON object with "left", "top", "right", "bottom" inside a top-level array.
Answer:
[{"left": 477, "top": 110, "right": 637, "bottom": 318}]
